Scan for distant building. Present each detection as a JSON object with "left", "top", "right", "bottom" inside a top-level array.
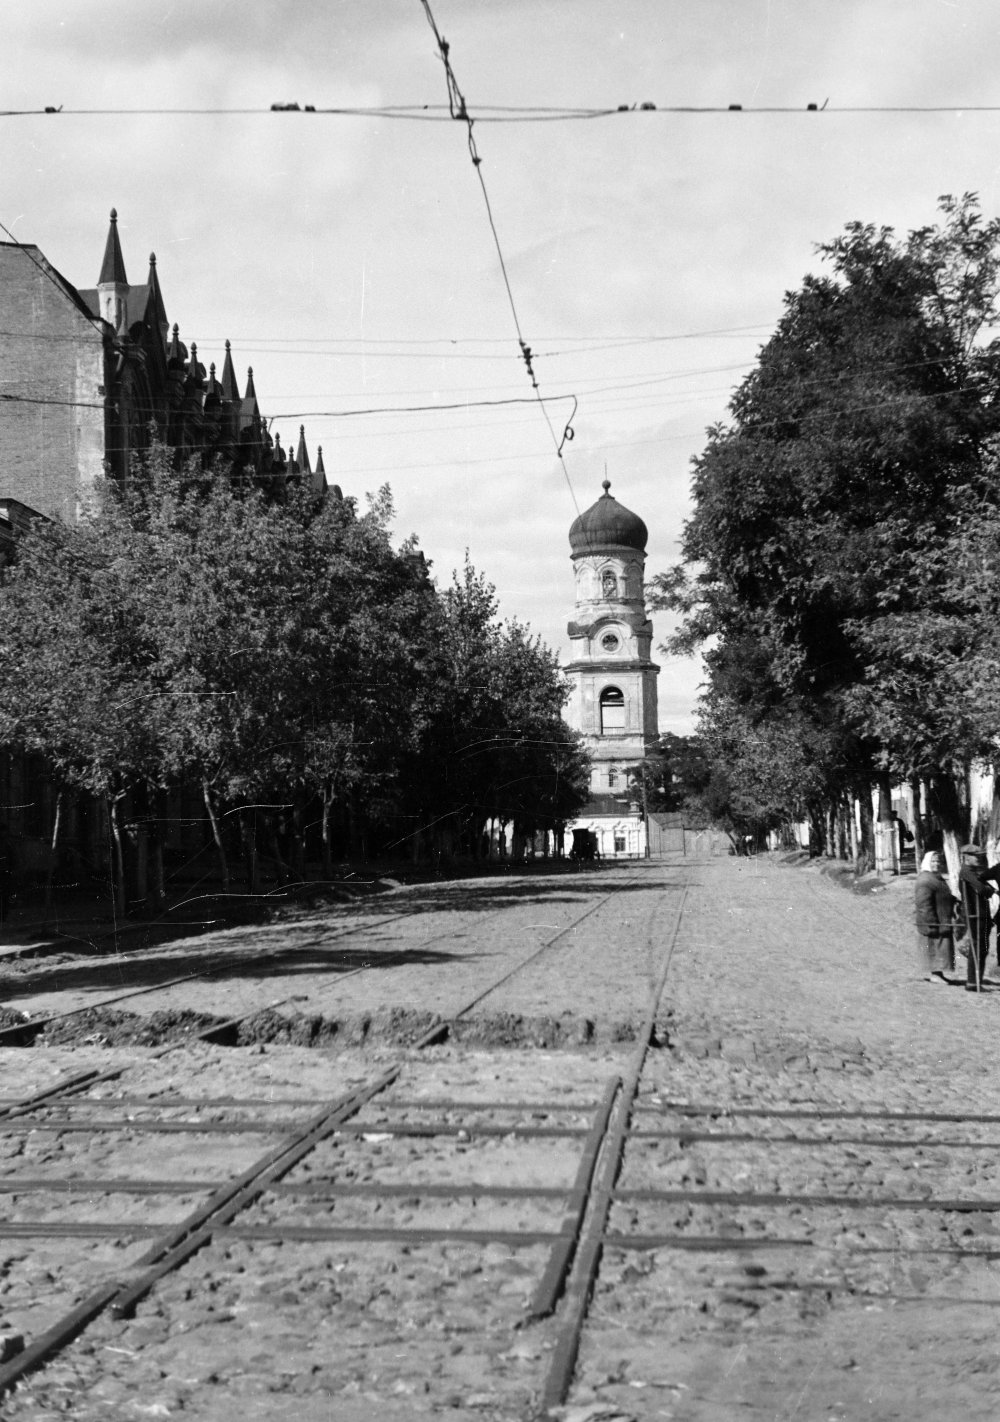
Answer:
[
  {"left": 0, "top": 208, "right": 326, "bottom": 526},
  {"left": 563, "top": 480, "right": 659, "bottom": 858}
]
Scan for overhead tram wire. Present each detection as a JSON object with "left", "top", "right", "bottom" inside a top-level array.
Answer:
[
  {"left": 6, "top": 103, "right": 1000, "bottom": 120},
  {"left": 417, "top": 0, "right": 581, "bottom": 517}
]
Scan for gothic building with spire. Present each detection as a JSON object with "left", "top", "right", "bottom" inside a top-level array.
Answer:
[
  {"left": 563, "top": 480, "right": 660, "bottom": 857},
  {"left": 0, "top": 208, "right": 327, "bottom": 527}
]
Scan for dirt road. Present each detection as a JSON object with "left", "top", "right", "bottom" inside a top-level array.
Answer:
[{"left": 0, "top": 854, "right": 998, "bottom": 1421}]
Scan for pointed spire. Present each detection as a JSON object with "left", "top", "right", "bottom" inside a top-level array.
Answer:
[
  {"left": 168, "top": 322, "right": 184, "bottom": 364},
  {"left": 188, "top": 341, "right": 203, "bottom": 382},
  {"left": 220, "top": 339, "right": 240, "bottom": 401},
  {"left": 312, "top": 445, "right": 327, "bottom": 498},
  {"left": 147, "top": 251, "right": 169, "bottom": 343},
  {"left": 98, "top": 207, "right": 128, "bottom": 286},
  {"left": 244, "top": 365, "right": 257, "bottom": 400},
  {"left": 205, "top": 362, "right": 220, "bottom": 399},
  {"left": 295, "top": 424, "right": 310, "bottom": 473}
]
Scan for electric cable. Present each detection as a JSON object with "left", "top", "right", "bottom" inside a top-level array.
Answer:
[
  {"left": 3, "top": 103, "right": 1000, "bottom": 121},
  {"left": 417, "top": 0, "right": 580, "bottom": 512}
]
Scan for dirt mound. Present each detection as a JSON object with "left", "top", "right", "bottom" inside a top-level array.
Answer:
[
  {"left": 235, "top": 1006, "right": 442, "bottom": 1048},
  {"left": 23, "top": 1003, "right": 650, "bottom": 1052},
  {"left": 450, "top": 1012, "right": 641, "bottom": 1048},
  {"left": 41, "top": 1007, "right": 220, "bottom": 1047}
]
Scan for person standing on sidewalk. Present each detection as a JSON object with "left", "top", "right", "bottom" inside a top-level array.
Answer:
[
  {"left": 914, "top": 851, "right": 956, "bottom": 984},
  {"left": 958, "top": 845, "right": 1000, "bottom": 993}
]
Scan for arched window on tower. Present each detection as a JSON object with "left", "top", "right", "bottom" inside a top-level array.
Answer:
[
  {"left": 602, "top": 569, "right": 618, "bottom": 599},
  {"left": 600, "top": 686, "right": 625, "bottom": 734}
]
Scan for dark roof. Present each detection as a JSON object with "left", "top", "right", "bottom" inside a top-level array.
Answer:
[
  {"left": 220, "top": 341, "right": 241, "bottom": 401},
  {"left": 295, "top": 425, "right": 310, "bottom": 473},
  {"left": 569, "top": 479, "right": 648, "bottom": 556},
  {"left": 147, "top": 253, "right": 168, "bottom": 332},
  {"left": 98, "top": 208, "right": 128, "bottom": 286}
]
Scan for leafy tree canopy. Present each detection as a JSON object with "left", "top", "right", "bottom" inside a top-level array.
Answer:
[{"left": 651, "top": 194, "right": 1000, "bottom": 814}]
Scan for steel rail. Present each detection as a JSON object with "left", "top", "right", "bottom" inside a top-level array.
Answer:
[
  {"left": 635, "top": 1100, "right": 1000, "bottom": 1124},
  {"left": 0, "top": 1283, "right": 123, "bottom": 1398},
  {"left": 627, "top": 1127, "right": 1000, "bottom": 1148},
  {"left": 19, "top": 1093, "right": 990, "bottom": 1121},
  {"left": 0, "top": 1065, "right": 402, "bottom": 1398},
  {"left": 1, "top": 1174, "right": 997, "bottom": 1217},
  {"left": 0, "top": 1177, "right": 219, "bottom": 1195},
  {"left": 21, "top": 1114, "right": 1000, "bottom": 1149},
  {"left": 440, "top": 873, "right": 648, "bottom": 1030},
  {"left": 4, "top": 1217, "right": 1000, "bottom": 1254},
  {"left": 107, "top": 1064, "right": 403, "bottom": 1319},
  {"left": 526, "top": 1076, "right": 621, "bottom": 1321},
  {"left": 536, "top": 880, "right": 691, "bottom": 1415}
]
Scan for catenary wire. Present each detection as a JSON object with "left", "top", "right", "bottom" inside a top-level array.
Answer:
[
  {"left": 417, "top": 0, "right": 582, "bottom": 516},
  {"left": 3, "top": 103, "right": 1000, "bottom": 120}
]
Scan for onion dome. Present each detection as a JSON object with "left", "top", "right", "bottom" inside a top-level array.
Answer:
[{"left": 568, "top": 480, "right": 648, "bottom": 556}]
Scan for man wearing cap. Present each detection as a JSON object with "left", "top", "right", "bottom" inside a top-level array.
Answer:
[{"left": 959, "top": 845, "right": 1000, "bottom": 992}]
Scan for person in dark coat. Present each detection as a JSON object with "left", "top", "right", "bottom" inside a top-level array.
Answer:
[
  {"left": 914, "top": 850, "right": 957, "bottom": 983},
  {"left": 958, "top": 844, "right": 1000, "bottom": 992}
]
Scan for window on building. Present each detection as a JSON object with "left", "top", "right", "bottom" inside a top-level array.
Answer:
[
  {"left": 600, "top": 686, "right": 625, "bottom": 734},
  {"left": 608, "top": 768, "right": 617, "bottom": 788},
  {"left": 614, "top": 834, "right": 626, "bottom": 853},
  {"left": 602, "top": 569, "right": 618, "bottom": 598}
]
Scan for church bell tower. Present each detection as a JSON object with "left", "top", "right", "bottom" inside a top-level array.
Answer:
[{"left": 566, "top": 480, "right": 659, "bottom": 799}]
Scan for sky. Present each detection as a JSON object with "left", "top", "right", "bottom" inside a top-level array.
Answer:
[{"left": 4, "top": 0, "right": 1000, "bottom": 733}]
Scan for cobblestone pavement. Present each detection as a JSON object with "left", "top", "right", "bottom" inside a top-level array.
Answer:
[{"left": 0, "top": 855, "right": 999, "bottom": 1420}]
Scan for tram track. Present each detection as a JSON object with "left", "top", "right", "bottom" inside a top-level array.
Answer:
[
  {"left": 5, "top": 856, "right": 994, "bottom": 1417},
  {"left": 0, "top": 864, "right": 679, "bottom": 1408}
]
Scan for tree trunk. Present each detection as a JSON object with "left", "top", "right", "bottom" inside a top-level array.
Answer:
[
  {"left": 45, "top": 790, "right": 63, "bottom": 913},
  {"left": 874, "top": 771, "right": 897, "bottom": 875},
  {"left": 846, "top": 793, "right": 859, "bottom": 864},
  {"left": 910, "top": 775, "right": 924, "bottom": 868},
  {"left": 855, "top": 785, "right": 875, "bottom": 875},
  {"left": 126, "top": 787, "right": 149, "bottom": 906},
  {"left": 926, "top": 769, "right": 967, "bottom": 887},
  {"left": 241, "top": 809, "right": 259, "bottom": 895},
  {"left": 834, "top": 795, "right": 849, "bottom": 861},
  {"left": 807, "top": 805, "right": 826, "bottom": 857},
  {"left": 107, "top": 796, "right": 127, "bottom": 922},
  {"left": 321, "top": 788, "right": 334, "bottom": 878},
  {"left": 202, "top": 779, "right": 229, "bottom": 891},
  {"left": 291, "top": 803, "right": 306, "bottom": 881}
]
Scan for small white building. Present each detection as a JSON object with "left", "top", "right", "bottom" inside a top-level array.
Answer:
[{"left": 563, "top": 480, "right": 659, "bottom": 857}]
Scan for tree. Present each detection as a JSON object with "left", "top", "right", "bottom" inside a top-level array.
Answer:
[
  {"left": 0, "top": 447, "right": 586, "bottom": 901},
  {"left": 401, "top": 560, "right": 590, "bottom": 860},
  {"left": 652, "top": 194, "right": 1000, "bottom": 859}
]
